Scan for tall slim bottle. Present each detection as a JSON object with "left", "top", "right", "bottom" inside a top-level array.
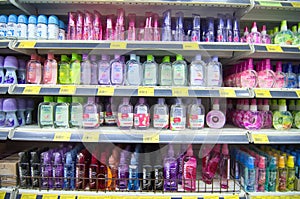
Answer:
[
  {"left": 183, "top": 145, "right": 197, "bottom": 191},
  {"left": 172, "top": 54, "right": 187, "bottom": 86},
  {"left": 278, "top": 156, "right": 287, "bottom": 191},
  {"left": 70, "top": 53, "right": 81, "bottom": 84},
  {"left": 164, "top": 145, "right": 178, "bottom": 191},
  {"left": 287, "top": 155, "right": 296, "bottom": 191}
]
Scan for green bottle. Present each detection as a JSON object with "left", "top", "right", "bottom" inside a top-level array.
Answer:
[
  {"left": 292, "top": 23, "right": 300, "bottom": 45},
  {"left": 159, "top": 56, "right": 172, "bottom": 86},
  {"left": 272, "top": 99, "right": 293, "bottom": 130},
  {"left": 38, "top": 96, "right": 55, "bottom": 128},
  {"left": 54, "top": 97, "right": 69, "bottom": 128},
  {"left": 70, "top": 53, "right": 81, "bottom": 85},
  {"left": 274, "top": 20, "right": 294, "bottom": 45},
  {"left": 293, "top": 100, "right": 300, "bottom": 129},
  {"left": 58, "top": 55, "right": 70, "bottom": 84},
  {"left": 272, "top": 27, "right": 279, "bottom": 44},
  {"left": 287, "top": 155, "right": 296, "bottom": 191}
]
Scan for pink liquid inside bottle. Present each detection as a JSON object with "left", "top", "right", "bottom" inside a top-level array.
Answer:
[
  {"left": 260, "top": 99, "right": 273, "bottom": 129},
  {"left": 220, "top": 144, "right": 230, "bottom": 189},
  {"left": 257, "top": 59, "right": 275, "bottom": 88},
  {"left": 106, "top": 15, "right": 115, "bottom": 40},
  {"left": 93, "top": 11, "right": 102, "bottom": 40},
  {"left": 67, "top": 12, "right": 76, "bottom": 40},
  {"left": 27, "top": 54, "right": 42, "bottom": 84},
  {"left": 243, "top": 99, "right": 263, "bottom": 130},
  {"left": 240, "top": 58, "right": 258, "bottom": 88},
  {"left": 249, "top": 22, "right": 261, "bottom": 44},
  {"left": 83, "top": 11, "right": 94, "bottom": 40},
  {"left": 43, "top": 53, "right": 57, "bottom": 84},
  {"left": 273, "top": 61, "right": 286, "bottom": 88},
  {"left": 153, "top": 13, "right": 160, "bottom": 41},
  {"left": 241, "top": 26, "right": 250, "bottom": 43},
  {"left": 76, "top": 11, "right": 84, "bottom": 40},
  {"left": 183, "top": 145, "right": 197, "bottom": 191},
  {"left": 202, "top": 144, "right": 221, "bottom": 184},
  {"left": 127, "top": 14, "right": 136, "bottom": 41},
  {"left": 115, "top": 9, "right": 125, "bottom": 40},
  {"left": 261, "top": 25, "right": 271, "bottom": 44}
]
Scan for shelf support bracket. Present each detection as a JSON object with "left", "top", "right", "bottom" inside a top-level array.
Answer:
[{"left": 8, "top": 0, "right": 37, "bottom": 15}]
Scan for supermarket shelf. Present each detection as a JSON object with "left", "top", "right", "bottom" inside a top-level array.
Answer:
[
  {"left": 10, "top": 126, "right": 250, "bottom": 144},
  {"left": 10, "top": 40, "right": 252, "bottom": 58},
  {"left": 247, "top": 191, "right": 300, "bottom": 198},
  {"left": 253, "top": 88, "right": 300, "bottom": 99},
  {"left": 250, "top": 129, "right": 300, "bottom": 144},
  {"left": 8, "top": 85, "right": 253, "bottom": 98},
  {"left": 250, "top": 44, "right": 300, "bottom": 60},
  {"left": 0, "top": 85, "right": 9, "bottom": 94},
  {"left": 0, "top": 188, "right": 15, "bottom": 199},
  {"left": 0, "top": 128, "right": 11, "bottom": 140}
]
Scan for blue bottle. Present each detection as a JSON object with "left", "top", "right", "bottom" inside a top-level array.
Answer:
[
  {"left": 285, "top": 63, "right": 297, "bottom": 88},
  {"left": 0, "top": 99, "right": 5, "bottom": 127},
  {"left": 4, "top": 56, "right": 18, "bottom": 84},
  {"left": 17, "top": 98, "right": 26, "bottom": 126},
  {"left": 58, "top": 20, "right": 66, "bottom": 40},
  {"left": 17, "top": 15, "right": 28, "bottom": 39},
  {"left": 0, "top": 15, "right": 7, "bottom": 38},
  {"left": 128, "top": 152, "right": 140, "bottom": 190},
  {"left": 28, "top": 15, "right": 37, "bottom": 40},
  {"left": 216, "top": 14, "right": 225, "bottom": 42},
  {"left": 6, "top": 14, "right": 17, "bottom": 38},
  {"left": 37, "top": 15, "right": 48, "bottom": 40},
  {"left": 244, "top": 156, "right": 255, "bottom": 192},
  {"left": 3, "top": 98, "right": 19, "bottom": 127},
  {"left": 64, "top": 152, "right": 75, "bottom": 189},
  {"left": 205, "top": 17, "right": 215, "bottom": 42}
]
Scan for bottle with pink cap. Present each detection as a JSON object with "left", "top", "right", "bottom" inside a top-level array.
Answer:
[
  {"left": 115, "top": 9, "right": 125, "bottom": 41},
  {"left": 261, "top": 25, "right": 271, "bottom": 44},
  {"left": 183, "top": 144, "right": 197, "bottom": 191},
  {"left": 83, "top": 11, "right": 93, "bottom": 40},
  {"left": 220, "top": 144, "right": 230, "bottom": 189},
  {"left": 241, "top": 26, "right": 250, "bottom": 43},
  {"left": 206, "top": 98, "right": 226, "bottom": 129},
  {"left": 127, "top": 14, "right": 136, "bottom": 41},
  {"left": 43, "top": 53, "right": 57, "bottom": 84},
  {"left": 239, "top": 58, "right": 258, "bottom": 88},
  {"left": 153, "top": 13, "right": 160, "bottom": 41},
  {"left": 273, "top": 61, "right": 286, "bottom": 88},
  {"left": 93, "top": 11, "right": 102, "bottom": 40},
  {"left": 243, "top": 99, "right": 263, "bottom": 130},
  {"left": 4, "top": 56, "right": 19, "bottom": 84},
  {"left": 257, "top": 156, "right": 266, "bottom": 192},
  {"left": 249, "top": 22, "right": 261, "bottom": 44},
  {"left": 257, "top": 59, "right": 275, "bottom": 88},
  {"left": 3, "top": 98, "right": 19, "bottom": 127},
  {"left": 26, "top": 54, "right": 42, "bottom": 84}
]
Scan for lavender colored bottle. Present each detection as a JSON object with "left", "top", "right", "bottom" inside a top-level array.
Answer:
[
  {"left": 64, "top": 152, "right": 75, "bottom": 189},
  {"left": 3, "top": 98, "right": 18, "bottom": 127},
  {"left": 216, "top": 14, "right": 226, "bottom": 42},
  {"left": 53, "top": 152, "right": 64, "bottom": 189},
  {"left": 118, "top": 152, "right": 129, "bottom": 190},
  {"left": 205, "top": 17, "right": 214, "bottom": 42},
  {"left": 232, "top": 18, "right": 240, "bottom": 42},
  {"left": 110, "top": 54, "right": 124, "bottom": 85},
  {"left": 177, "top": 144, "right": 186, "bottom": 185},
  {"left": 80, "top": 54, "right": 91, "bottom": 85},
  {"left": 164, "top": 145, "right": 178, "bottom": 191},
  {"left": 98, "top": 54, "right": 111, "bottom": 85},
  {"left": 90, "top": 55, "right": 98, "bottom": 85},
  {"left": 41, "top": 151, "right": 53, "bottom": 189}
]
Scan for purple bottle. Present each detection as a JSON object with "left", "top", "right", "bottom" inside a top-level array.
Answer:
[
  {"left": 232, "top": 17, "right": 240, "bottom": 42},
  {"left": 98, "top": 55, "right": 111, "bottom": 85},
  {"left": 104, "top": 97, "right": 117, "bottom": 126},
  {"left": 202, "top": 144, "right": 221, "bottom": 184},
  {"left": 90, "top": 55, "right": 98, "bottom": 85},
  {"left": 118, "top": 152, "right": 129, "bottom": 190},
  {"left": 25, "top": 99, "right": 34, "bottom": 125},
  {"left": 164, "top": 145, "right": 178, "bottom": 191},
  {"left": 0, "top": 99, "right": 5, "bottom": 126},
  {"left": 225, "top": 14, "right": 233, "bottom": 42},
  {"left": 243, "top": 99, "right": 263, "bottom": 130},
  {"left": 117, "top": 97, "right": 133, "bottom": 130},
  {"left": 110, "top": 54, "right": 124, "bottom": 85},
  {"left": 17, "top": 59, "right": 26, "bottom": 84},
  {"left": 0, "top": 56, "right": 4, "bottom": 83},
  {"left": 17, "top": 98, "right": 26, "bottom": 126},
  {"left": 205, "top": 17, "right": 214, "bottom": 42},
  {"left": 41, "top": 151, "right": 53, "bottom": 189},
  {"left": 53, "top": 152, "right": 64, "bottom": 189},
  {"left": 134, "top": 98, "right": 150, "bottom": 130},
  {"left": 260, "top": 99, "right": 273, "bottom": 129},
  {"left": 177, "top": 144, "right": 186, "bottom": 185},
  {"left": 4, "top": 56, "right": 18, "bottom": 84},
  {"left": 216, "top": 14, "right": 225, "bottom": 42},
  {"left": 3, "top": 98, "right": 18, "bottom": 127}
]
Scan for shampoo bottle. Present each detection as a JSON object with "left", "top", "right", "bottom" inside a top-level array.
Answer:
[
  {"left": 164, "top": 145, "right": 178, "bottom": 191},
  {"left": 58, "top": 55, "right": 70, "bottom": 84},
  {"left": 80, "top": 54, "right": 91, "bottom": 85}
]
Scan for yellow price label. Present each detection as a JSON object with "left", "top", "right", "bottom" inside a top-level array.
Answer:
[
  {"left": 53, "top": 132, "right": 71, "bottom": 141},
  {"left": 138, "top": 87, "right": 154, "bottom": 96},
  {"left": 291, "top": 2, "right": 300, "bottom": 7},
  {"left": 266, "top": 45, "right": 283, "bottom": 52},
  {"left": 154, "top": 197, "right": 171, "bottom": 199},
  {"left": 110, "top": 42, "right": 127, "bottom": 49},
  {"left": 18, "top": 41, "right": 36, "bottom": 48},
  {"left": 182, "top": 197, "right": 198, "bottom": 199},
  {"left": 183, "top": 42, "right": 199, "bottom": 50},
  {"left": 0, "top": 192, "right": 5, "bottom": 199},
  {"left": 23, "top": 86, "right": 41, "bottom": 94},
  {"left": 224, "top": 195, "right": 239, "bottom": 199},
  {"left": 252, "top": 134, "right": 269, "bottom": 144},
  {"left": 82, "top": 132, "right": 100, "bottom": 142},
  {"left": 292, "top": 195, "right": 300, "bottom": 199},
  {"left": 78, "top": 196, "right": 99, "bottom": 199},
  {"left": 219, "top": 88, "right": 236, "bottom": 97},
  {"left": 172, "top": 87, "right": 189, "bottom": 96},
  {"left": 98, "top": 87, "right": 115, "bottom": 96},
  {"left": 295, "top": 90, "right": 300, "bottom": 98},
  {"left": 42, "top": 194, "right": 58, "bottom": 199},
  {"left": 258, "top": 1, "right": 282, "bottom": 7},
  {"left": 203, "top": 196, "right": 219, "bottom": 199},
  {"left": 59, "top": 195, "right": 76, "bottom": 199},
  {"left": 143, "top": 133, "right": 159, "bottom": 143},
  {"left": 138, "top": 197, "right": 153, "bottom": 199},
  {"left": 254, "top": 89, "right": 272, "bottom": 98},
  {"left": 21, "top": 194, "right": 37, "bottom": 199},
  {"left": 59, "top": 86, "right": 76, "bottom": 95}
]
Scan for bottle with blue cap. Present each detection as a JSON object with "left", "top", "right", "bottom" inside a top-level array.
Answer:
[
  {"left": 58, "top": 20, "right": 65, "bottom": 40},
  {"left": 17, "top": 98, "right": 26, "bottom": 126},
  {"left": 6, "top": 14, "right": 17, "bottom": 38},
  {"left": 17, "top": 15, "right": 28, "bottom": 39},
  {"left": 37, "top": 15, "right": 48, "bottom": 40},
  {"left": 27, "top": 15, "right": 37, "bottom": 40},
  {"left": 48, "top": 15, "right": 59, "bottom": 40},
  {"left": 17, "top": 59, "right": 26, "bottom": 84},
  {"left": 0, "top": 15, "right": 7, "bottom": 38}
]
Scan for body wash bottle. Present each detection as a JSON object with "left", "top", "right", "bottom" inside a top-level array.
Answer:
[
  {"left": 172, "top": 54, "right": 187, "bottom": 86},
  {"left": 206, "top": 99, "right": 226, "bottom": 129},
  {"left": 183, "top": 145, "right": 197, "bottom": 191},
  {"left": 273, "top": 99, "right": 293, "bottom": 130},
  {"left": 189, "top": 54, "right": 205, "bottom": 86}
]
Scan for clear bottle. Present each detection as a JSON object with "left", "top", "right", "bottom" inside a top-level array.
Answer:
[
  {"left": 159, "top": 56, "right": 172, "bottom": 86},
  {"left": 80, "top": 54, "right": 91, "bottom": 85},
  {"left": 115, "top": 8, "right": 125, "bottom": 41},
  {"left": 98, "top": 54, "right": 111, "bottom": 85},
  {"left": 4, "top": 55, "right": 18, "bottom": 84},
  {"left": 110, "top": 54, "right": 125, "bottom": 85},
  {"left": 17, "top": 15, "right": 28, "bottom": 39},
  {"left": 273, "top": 99, "right": 293, "bottom": 130},
  {"left": 25, "top": 99, "right": 34, "bottom": 125},
  {"left": 143, "top": 54, "right": 158, "bottom": 86},
  {"left": 69, "top": 97, "right": 83, "bottom": 128},
  {"left": 153, "top": 13, "right": 160, "bottom": 41},
  {"left": 189, "top": 54, "right": 206, "bottom": 86},
  {"left": 127, "top": 14, "right": 136, "bottom": 41},
  {"left": 82, "top": 97, "right": 99, "bottom": 129},
  {"left": 170, "top": 98, "right": 186, "bottom": 131},
  {"left": 220, "top": 144, "right": 230, "bottom": 189},
  {"left": 249, "top": 22, "right": 261, "bottom": 44},
  {"left": 183, "top": 145, "right": 197, "bottom": 191},
  {"left": 134, "top": 98, "right": 150, "bottom": 130},
  {"left": 225, "top": 14, "right": 233, "bottom": 42},
  {"left": 206, "top": 99, "right": 226, "bottom": 129},
  {"left": 70, "top": 53, "right": 81, "bottom": 85},
  {"left": 206, "top": 56, "right": 222, "bottom": 87},
  {"left": 126, "top": 54, "right": 143, "bottom": 85},
  {"left": 272, "top": 26, "right": 279, "bottom": 43},
  {"left": 58, "top": 55, "right": 70, "bottom": 84},
  {"left": 162, "top": 10, "right": 172, "bottom": 41},
  {"left": 241, "top": 26, "right": 250, "bottom": 43},
  {"left": 90, "top": 55, "right": 98, "bottom": 85},
  {"left": 174, "top": 12, "right": 184, "bottom": 41},
  {"left": 278, "top": 156, "right": 287, "bottom": 191},
  {"left": 232, "top": 17, "right": 240, "bottom": 42},
  {"left": 205, "top": 17, "right": 215, "bottom": 42},
  {"left": 188, "top": 98, "right": 205, "bottom": 129},
  {"left": 144, "top": 12, "right": 153, "bottom": 41},
  {"left": 153, "top": 98, "right": 169, "bottom": 130},
  {"left": 191, "top": 14, "right": 201, "bottom": 42},
  {"left": 93, "top": 11, "right": 102, "bottom": 40},
  {"left": 117, "top": 97, "right": 133, "bottom": 130},
  {"left": 285, "top": 63, "right": 297, "bottom": 88},
  {"left": 164, "top": 145, "right": 178, "bottom": 191},
  {"left": 261, "top": 25, "right": 271, "bottom": 44},
  {"left": 273, "top": 61, "right": 286, "bottom": 88},
  {"left": 172, "top": 54, "right": 187, "bottom": 86},
  {"left": 43, "top": 53, "right": 58, "bottom": 84},
  {"left": 274, "top": 20, "right": 294, "bottom": 45},
  {"left": 54, "top": 97, "right": 69, "bottom": 128},
  {"left": 216, "top": 14, "right": 225, "bottom": 42}
]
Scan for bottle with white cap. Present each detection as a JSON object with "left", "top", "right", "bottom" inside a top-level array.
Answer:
[
  {"left": 189, "top": 54, "right": 206, "bottom": 86},
  {"left": 206, "top": 56, "right": 222, "bottom": 87}
]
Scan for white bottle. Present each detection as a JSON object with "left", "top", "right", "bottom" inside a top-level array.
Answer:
[
  {"left": 188, "top": 98, "right": 205, "bottom": 129},
  {"left": 6, "top": 14, "right": 17, "bottom": 38},
  {"left": 37, "top": 15, "right": 48, "bottom": 40},
  {"left": 17, "top": 15, "right": 28, "bottom": 39},
  {"left": 48, "top": 15, "right": 59, "bottom": 40},
  {"left": 27, "top": 15, "right": 37, "bottom": 40},
  {"left": 206, "top": 56, "right": 223, "bottom": 87},
  {"left": 170, "top": 98, "right": 186, "bottom": 131},
  {"left": 0, "top": 15, "right": 7, "bottom": 38},
  {"left": 189, "top": 54, "right": 206, "bottom": 86},
  {"left": 58, "top": 20, "right": 66, "bottom": 40}
]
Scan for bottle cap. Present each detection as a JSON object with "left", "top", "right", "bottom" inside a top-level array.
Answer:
[
  {"left": 37, "top": 15, "right": 48, "bottom": 24},
  {"left": 18, "top": 59, "right": 26, "bottom": 70},
  {"left": 222, "top": 144, "right": 229, "bottom": 156},
  {"left": 44, "top": 96, "right": 53, "bottom": 103},
  {"left": 158, "top": 98, "right": 165, "bottom": 104},
  {"left": 278, "top": 156, "right": 285, "bottom": 168},
  {"left": 195, "top": 54, "right": 202, "bottom": 61},
  {"left": 71, "top": 53, "right": 78, "bottom": 61},
  {"left": 47, "top": 53, "right": 55, "bottom": 60},
  {"left": 0, "top": 15, "right": 7, "bottom": 23},
  {"left": 176, "top": 54, "right": 183, "bottom": 61},
  {"left": 57, "top": 97, "right": 68, "bottom": 103},
  {"left": 8, "top": 14, "right": 17, "bottom": 23},
  {"left": 251, "top": 21, "right": 258, "bottom": 32},
  {"left": 28, "top": 15, "right": 37, "bottom": 24},
  {"left": 3, "top": 98, "right": 17, "bottom": 112},
  {"left": 292, "top": 25, "right": 297, "bottom": 33},
  {"left": 0, "top": 56, "right": 4, "bottom": 68},
  {"left": 59, "top": 20, "right": 65, "bottom": 29},
  {"left": 147, "top": 54, "right": 154, "bottom": 61},
  {"left": 4, "top": 56, "right": 18, "bottom": 69},
  {"left": 71, "top": 97, "right": 82, "bottom": 104},
  {"left": 212, "top": 56, "right": 218, "bottom": 62},
  {"left": 82, "top": 54, "right": 88, "bottom": 61},
  {"left": 130, "top": 54, "right": 137, "bottom": 61},
  {"left": 247, "top": 58, "right": 254, "bottom": 70},
  {"left": 17, "top": 98, "right": 26, "bottom": 111},
  {"left": 261, "top": 25, "right": 267, "bottom": 32},
  {"left": 287, "top": 155, "right": 295, "bottom": 168},
  {"left": 61, "top": 55, "right": 69, "bottom": 62},
  {"left": 18, "top": 15, "right": 28, "bottom": 24},
  {"left": 138, "top": 97, "right": 146, "bottom": 104},
  {"left": 258, "top": 156, "right": 265, "bottom": 169},
  {"left": 274, "top": 26, "right": 279, "bottom": 33},
  {"left": 278, "top": 99, "right": 286, "bottom": 106},
  {"left": 162, "top": 56, "right": 170, "bottom": 63},
  {"left": 175, "top": 98, "right": 182, "bottom": 104}
]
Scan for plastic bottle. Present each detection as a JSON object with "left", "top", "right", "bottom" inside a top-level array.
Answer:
[
  {"left": 41, "top": 151, "right": 53, "bottom": 189},
  {"left": 164, "top": 145, "right": 178, "bottom": 191},
  {"left": 69, "top": 97, "right": 83, "bottom": 128},
  {"left": 273, "top": 61, "right": 286, "bottom": 88},
  {"left": 172, "top": 54, "right": 187, "bottom": 86},
  {"left": 144, "top": 12, "right": 153, "bottom": 41},
  {"left": 53, "top": 152, "right": 64, "bottom": 188},
  {"left": 126, "top": 13, "right": 136, "bottom": 41},
  {"left": 118, "top": 152, "right": 129, "bottom": 190},
  {"left": 274, "top": 20, "right": 294, "bottom": 45},
  {"left": 183, "top": 145, "right": 197, "bottom": 191},
  {"left": 75, "top": 149, "right": 90, "bottom": 189},
  {"left": 239, "top": 59, "right": 258, "bottom": 88},
  {"left": 104, "top": 97, "right": 117, "bottom": 126},
  {"left": 26, "top": 54, "right": 42, "bottom": 84},
  {"left": 206, "top": 99, "right": 226, "bottom": 129},
  {"left": 257, "top": 59, "right": 275, "bottom": 88},
  {"left": 17, "top": 59, "right": 26, "bottom": 84},
  {"left": 267, "top": 156, "right": 277, "bottom": 192},
  {"left": 170, "top": 98, "right": 186, "bottom": 131},
  {"left": 206, "top": 56, "right": 222, "bottom": 87},
  {"left": 153, "top": 13, "right": 160, "bottom": 41},
  {"left": 63, "top": 152, "right": 75, "bottom": 189},
  {"left": 37, "top": 15, "right": 48, "bottom": 40},
  {"left": 43, "top": 53, "right": 57, "bottom": 84},
  {"left": 273, "top": 99, "right": 293, "bottom": 130},
  {"left": 189, "top": 54, "right": 205, "bottom": 86},
  {"left": 243, "top": 99, "right": 263, "bottom": 130},
  {"left": 48, "top": 15, "right": 59, "bottom": 40},
  {"left": 202, "top": 144, "right": 221, "bottom": 184},
  {"left": 191, "top": 14, "right": 201, "bottom": 41},
  {"left": 96, "top": 54, "right": 110, "bottom": 85},
  {"left": 260, "top": 99, "right": 273, "bottom": 129},
  {"left": 174, "top": 12, "right": 184, "bottom": 41},
  {"left": 220, "top": 144, "right": 230, "bottom": 189},
  {"left": 80, "top": 54, "right": 91, "bottom": 85},
  {"left": 249, "top": 22, "right": 261, "bottom": 43},
  {"left": 115, "top": 8, "right": 125, "bottom": 40},
  {"left": 17, "top": 15, "right": 28, "bottom": 39},
  {"left": 188, "top": 98, "right": 205, "bottom": 129},
  {"left": 54, "top": 97, "right": 69, "bottom": 128},
  {"left": 89, "top": 55, "right": 98, "bottom": 85},
  {"left": 159, "top": 56, "right": 172, "bottom": 86},
  {"left": 4, "top": 56, "right": 18, "bottom": 84},
  {"left": 70, "top": 53, "right": 81, "bottom": 84},
  {"left": 134, "top": 98, "right": 150, "bottom": 130},
  {"left": 0, "top": 99, "right": 5, "bottom": 127},
  {"left": 162, "top": 10, "right": 172, "bottom": 41},
  {"left": 38, "top": 96, "right": 55, "bottom": 128},
  {"left": 0, "top": 15, "right": 7, "bottom": 38},
  {"left": 105, "top": 15, "right": 114, "bottom": 40},
  {"left": 153, "top": 98, "right": 169, "bottom": 129},
  {"left": 117, "top": 97, "right": 133, "bottom": 130},
  {"left": 6, "top": 14, "right": 17, "bottom": 38},
  {"left": 287, "top": 155, "right": 295, "bottom": 191},
  {"left": 245, "top": 156, "right": 256, "bottom": 192},
  {"left": 110, "top": 54, "right": 124, "bottom": 85},
  {"left": 127, "top": 152, "right": 139, "bottom": 190},
  {"left": 88, "top": 154, "right": 99, "bottom": 190},
  {"left": 257, "top": 156, "right": 266, "bottom": 192},
  {"left": 142, "top": 152, "right": 152, "bottom": 190},
  {"left": 107, "top": 148, "right": 119, "bottom": 191},
  {"left": 58, "top": 55, "right": 70, "bottom": 84},
  {"left": 82, "top": 97, "right": 99, "bottom": 129},
  {"left": 241, "top": 26, "right": 250, "bottom": 43},
  {"left": 25, "top": 99, "right": 34, "bottom": 125},
  {"left": 278, "top": 156, "right": 287, "bottom": 191},
  {"left": 126, "top": 54, "right": 142, "bottom": 85},
  {"left": 216, "top": 14, "right": 225, "bottom": 42},
  {"left": 176, "top": 144, "right": 186, "bottom": 186},
  {"left": 225, "top": 14, "right": 233, "bottom": 42},
  {"left": 76, "top": 11, "right": 84, "bottom": 40},
  {"left": 93, "top": 11, "right": 102, "bottom": 40},
  {"left": 27, "top": 15, "right": 37, "bottom": 40},
  {"left": 233, "top": 17, "right": 240, "bottom": 42},
  {"left": 143, "top": 55, "right": 158, "bottom": 86},
  {"left": 285, "top": 63, "right": 297, "bottom": 88},
  {"left": 16, "top": 98, "right": 26, "bottom": 126},
  {"left": 3, "top": 98, "right": 18, "bottom": 127},
  {"left": 67, "top": 12, "right": 76, "bottom": 40},
  {"left": 58, "top": 20, "right": 65, "bottom": 40},
  {"left": 205, "top": 17, "right": 215, "bottom": 42},
  {"left": 261, "top": 25, "right": 271, "bottom": 44},
  {"left": 98, "top": 152, "right": 108, "bottom": 190},
  {"left": 83, "top": 11, "right": 93, "bottom": 40}
]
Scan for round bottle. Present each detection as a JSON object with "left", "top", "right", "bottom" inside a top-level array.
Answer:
[
  {"left": 273, "top": 99, "right": 293, "bottom": 130},
  {"left": 4, "top": 56, "right": 18, "bottom": 84},
  {"left": 206, "top": 99, "right": 226, "bottom": 129},
  {"left": 3, "top": 98, "right": 19, "bottom": 127}
]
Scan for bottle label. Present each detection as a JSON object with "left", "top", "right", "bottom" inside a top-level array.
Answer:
[
  {"left": 183, "top": 159, "right": 197, "bottom": 190},
  {"left": 240, "top": 70, "right": 257, "bottom": 88},
  {"left": 55, "top": 106, "right": 69, "bottom": 127},
  {"left": 4, "top": 71, "right": 17, "bottom": 84},
  {"left": 257, "top": 169, "right": 266, "bottom": 191},
  {"left": 189, "top": 114, "right": 204, "bottom": 128},
  {"left": 257, "top": 70, "right": 275, "bottom": 88},
  {"left": 118, "top": 113, "right": 133, "bottom": 127},
  {"left": 27, "top": 64, "right": 37, "bottom": 83},
  {"left": 134, "top": 113, "right": 150, "bottom": 127},
  {"left": 0, "top": 23, "right": 6, "bottom": 37},
  {"left": 111, "top": 62, "right": 123, "bottom": 84},
  {"left": 59, "top": 63, "right": 70, "bottom": 84},
  {"left": 273, "top": 111, "right": 293, "bottom": 130},
  {"left": 83, "top": 113, "right": 99, "bottom": 128},
  {"left": 98, "top": 62, "right": 110, "bottom": 84},
  {"left": 70, "top": 62, "right": 81, "bottom": 84},
  {"left": 43, "top": 62, "right": 54, "bottom": 84},
  {"left": 190, "top": 64, "right": 204, "bottom": 86},
  {"left": 206, "top": 64, "right": 221, "bottom": 86},
  {"left": 243, "top": 111, "right": 263, "bottom": 130},
  {"left": 0, "top": 113, "right": 5, "bottom": 126},
  {"left": 6, "top": 23, "right": 16, "bottom": 37},
  {"left": 160, "top": 65, "right": 172, "bottom": 86},
  {"left": 144, "top": 63, "right": 157, "bottom": 85},
  {"left": 278, "top": 169, "right": 287, "bottom": 191},
  {"left": 170, "top": 116, "right": 186, "bottom": 130},
  {"left": 17, "top": 23, "right": 27, "bottom": 39},
  {"left": 153, "top": 114, "right": 169, "bottom": 128},
  {"left": 58, "top": 29, "right": 65, "bottom": 40},
  {"left": 48, "top": 24, "right": 59, "bottom": 40},
  {"left": 105, "top": 111, "right": 117, "bottom": 124},
  {"left": 275, "top": 73, "right": 285, "bottom": 88},
  {"left": 70, "top": 106, "right": 83, "bottom": 126},
  {"left": 173, "top": 64, "right": 186, "bottom": 85},
  {"left": 37, "top": 23, "right": 47, "bottom": 39},
  {"left": 99, "top": 112, "right": 104, "bottom": 124},
  {"left": 127, "top": 62, "right": 142, "bottom": 85},
  {"left": 40, "top": 105, "right": 54, "bottom": 126},
  {"left": 27, "top": 24, "right": 37, "bottom": 39}
]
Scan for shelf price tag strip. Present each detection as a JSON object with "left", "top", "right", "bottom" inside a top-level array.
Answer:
[
  {"left": 182, "top": 196, "right": 198, "bottom": 199},
  {"left": 143, "top": 133, "right": 159, "bottom": 143},
  {"left": 53, "top": 132, "right": 71, "bottom": 141},
  {"left": 21, "top": 194, "right": 37, "bottom": 199},
  {"left": 254, "top": 89, "right": 272, "bottom": 98},
  {"left": 0, "top": 192, "right": 5, "bottom": 199},
  {"left": 59, "top": 86, "right": 76, "bottom": 95},
  {"left": 219, "top": 88, "right": 236, "bottom": 97},
  {"left": 18, "top": 41, "right": 36, "bottom": 48},
  {"left": 110, "top": 41, "right": 127, "bottom": 49},
  {"left": 252, "top": 134, "right": 269, "bottom": 144},
  {"left": 172, "top": 87, "right": 189, "bottom": 96},
  {"left": 22, "top": 86, "right": 41, "bottom": 94},
  {"left": 291, "top": 2, "right": 300, "bottom": 8},
  {"left": 138, "top": 87, "right": 154, "bottom": 96},
  {"left": 203, "top": 196, "right": 219, "bottom": 199},
  {"left": 60, "top": 195, "right": 76, "bottom": 199},
  {"left": 82, "top": 132, "right": 100, "bottom": 142},
  {"left": 182, "top": 42, "right": 199, "bottom": 50},
  {"left": 265, "top": 45, "right": 283, "bottom": 52},
  {"left": 97, "top": 87, "right": 115, "bottom": 96},
  {"left": 257, "top": 1, "right": 282, "bottom": 7},
  {"left": 296, "top": 90, "right": 300, "bottom": 98},
  {"left": 223, "top": 195, "right": 239, "bottom": 199},
  {"left": 42, "top": 194, "right": 58, "bottom": 199}
]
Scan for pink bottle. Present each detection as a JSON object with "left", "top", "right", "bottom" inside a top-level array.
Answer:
[
  {"left": 273, "top": 61, "right": 286, "bottom": 88},
  {"left": 115, "top": 9, "right": 125, "bottom": 41},
  {"left": 43, "top": 53, "right": 57, "bottom": 84},
  {"left": 260, "top": 99, "right": 273, "bottom": 129},
  {"left": 183, "top": 145, "right": 197, "bottom": 191},
  {"left": 83, "top": 11, "right": 94, "bottom": 40},
  {"left": 243, "top": 99, "right": 263, "bottom": 130},
  {"left": 202, "top": 144, "right": 221, "bottom": 184},
  {"left": 220, "top": 144, "right": 230, "bottom": 189},
  {"left": 232, "top": 99, "right": 241, "bottom": 126},
  {"left": 144, "top": 12, "right": 153, "bottom": 41},
  {"left": 257, "top": 156, "right": 266, "bottom": 192},
  {"left": 106, "top": 15, "right": 115, "bottom": 40},
  {"left": 261, "top": 25, "right": 271, "bottom": 44},
  {"left": 67, "top": 12, "right": 76, "bottom": 40},
  {"left": 93, "top": 11, "right": 102, "bottom": 40},
  {"left": 257, "top": 59, "right": 275, "bottom": 88},
  {"left": 137, "top": 21, "right": 145, "bottom": 41},
  {"left": 26, "top": 54, "right": 42, "bottom": 84},
  {"left": 153, "top": 13, "right": 160, "bottom": 41},
  {"left": 127, "top": 14, "right": 136, "bottom": 41},
  {"left": 206, "top": 99, "right": 226, "bottom": 129},
  {"left": 236, "top": 99, "right": 249, "bottom": 128},
  {"left": 234, "top": 63, "right": 242, "bottom": 87},
  {"left": 226, "top": 99, "right": 233, "bottom": 125},
  {"left": 241, "top": 26, "right": 250, "bottom": 43},
  {"left": 239, "top": 58, "right": 258, "bottom": 88},
  {"left": 76, "top": 11, "right": 84, "bottom": 40},
  {"left": 249, "top": 22, "right": 261, "bottom": 44}
]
